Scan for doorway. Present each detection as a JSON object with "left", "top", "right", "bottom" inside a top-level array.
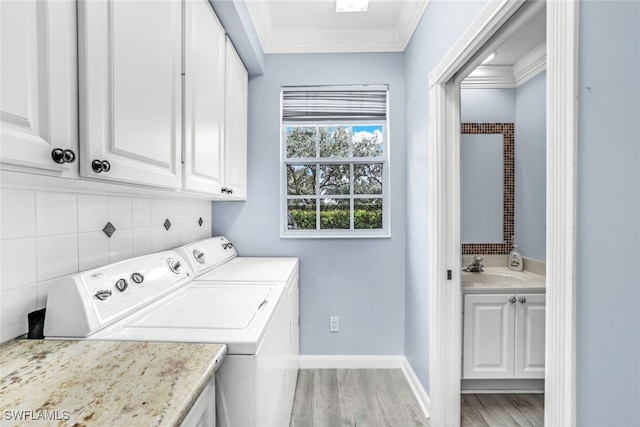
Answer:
[
  {"left": 427, "top": 1, "right": 579, "bottom": 426},
  {"left": 459, "top": 5, "right": 546, "bottom": 423}
]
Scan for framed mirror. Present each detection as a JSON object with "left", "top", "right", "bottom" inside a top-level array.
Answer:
[{"left": 461, "top": 123, "right": 514, "bottom": 254}]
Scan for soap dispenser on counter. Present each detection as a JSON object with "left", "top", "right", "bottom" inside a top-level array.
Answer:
[{"left": 508, "top": 244, "right": 523, "bottom": 271}]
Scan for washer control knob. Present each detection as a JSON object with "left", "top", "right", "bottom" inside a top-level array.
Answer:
[
  {"left": 94, "top": 289, "right": 112, "bottom": 301},
  {"left": 193, "top": 249, "right": 206, "bottom": 264},
  {"left": 115, "top": 278, "right": 128, "bottom": 292},
  {"left": 131, "top": 272, "right": 144, "bottom": 284},
  {"left": 168, "top": 258, "right": 182, "bottom": 274}
]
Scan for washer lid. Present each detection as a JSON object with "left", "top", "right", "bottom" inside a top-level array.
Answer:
[
  {"left": 124, "top": 284, "right": 272, "bottom": 329},
  {"left": 197, "top": 257, "right": 298, "bottom": 282}
]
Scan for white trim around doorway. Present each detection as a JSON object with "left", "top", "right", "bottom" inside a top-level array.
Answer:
[{"left": 427, "top": 1, "right": 579, "bottom": 426}]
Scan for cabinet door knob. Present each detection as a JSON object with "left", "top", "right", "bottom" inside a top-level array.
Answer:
[
  {"left": 509, "top": 296, "right": 517, "bottom": 303},
  {"left": 519, "top": 297, "right": 527, "bottom": 304},
  {"left": 52, "top": 149, "right": 76, "bottom": 164},
  {"left": 92, "top": 159, "right": 111, "bottom": 173}
]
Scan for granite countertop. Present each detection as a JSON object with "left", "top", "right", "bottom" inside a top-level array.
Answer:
[{"left": 0, "top": 340, "right": 226, "bottom": 427}]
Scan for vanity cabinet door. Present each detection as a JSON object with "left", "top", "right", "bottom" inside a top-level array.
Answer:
[
  {"left": 182, "top": 0, "right": 226, "bottom": 195},
  {"left": 78, "top": 0, "right": 182, "bottom": 189},
  {"left": 222, "top": 38, "right": 248, "bottom": 200},
  {"left": 0, "top": 0, "right": 78, "bottom": 177},
  {"left": 463, "top": 294, "right": 515, "bottom": 379},
  {"left": 515, "top": 293, "right": 546, "bottom": 379}
]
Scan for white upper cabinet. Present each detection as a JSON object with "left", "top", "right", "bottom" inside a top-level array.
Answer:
[
  {"left": 78, "top": 0, "right": 182, "bottom": 189},
  {"left": 223, "top": 37, "right": 248, "bottom": 200},
  {"left": 0, "top": 0, "right": 78, "bottom": 178},
  {"left": 183, "top": 0, "right": 226, "bottom": 195}
]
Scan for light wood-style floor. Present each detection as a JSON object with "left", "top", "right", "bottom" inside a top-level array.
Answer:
[
  {"left": 289, "top": 369, "right": 430, "bottom": 427},
  {"left": 289, "top": 369, "right": 544, "bottom": 427},
  {"left": 461, "top": 393, "right": 544, "bottom": 427}
]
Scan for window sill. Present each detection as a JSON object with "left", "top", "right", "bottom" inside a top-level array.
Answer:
[{"left": 280, "top": 229, "right": 391, "bottom": 239}]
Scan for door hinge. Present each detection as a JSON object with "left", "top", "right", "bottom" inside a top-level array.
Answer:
[{"left": 447, "top": 270, "right": 452, "bottom": 280}]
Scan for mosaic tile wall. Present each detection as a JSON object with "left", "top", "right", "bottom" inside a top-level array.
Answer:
[{"left": 461, "top": 123, "right": 514, "bottom": 255}]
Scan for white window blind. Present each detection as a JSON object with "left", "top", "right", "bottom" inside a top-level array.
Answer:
[{"left": 282, "top": 86, "right": 387, "bottom": 122}]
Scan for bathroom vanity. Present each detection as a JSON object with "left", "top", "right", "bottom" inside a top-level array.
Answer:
[{"left": 461, "top": 268, "right": 545, "bottom": 385}]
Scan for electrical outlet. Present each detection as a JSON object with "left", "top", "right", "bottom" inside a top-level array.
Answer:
[{"left": 329, "top": 316, "right": 339, "bottom": 332}]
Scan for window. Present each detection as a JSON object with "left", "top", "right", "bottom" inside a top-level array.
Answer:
[{"left": 281, "top": 85, "right": 390, "bottom": 238}]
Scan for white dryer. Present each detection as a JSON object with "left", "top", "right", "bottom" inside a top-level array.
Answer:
[{"left": 175, "top": 236, "right": 299, "bottom": 427}]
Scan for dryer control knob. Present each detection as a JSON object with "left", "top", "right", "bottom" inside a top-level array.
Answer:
[
  {"left": 193, "top": 249, "right": 206, "bottom": 264},
  {"left": 168, "top": 258, "right": 182, "bottom": 274}
]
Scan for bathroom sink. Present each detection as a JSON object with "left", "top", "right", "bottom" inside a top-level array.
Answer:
[
  {"left": 460, "top": 267, "right": 547, "bottom": 290},
  {"left": 462, "top": 271, "right": 527, "bottom": 285}
]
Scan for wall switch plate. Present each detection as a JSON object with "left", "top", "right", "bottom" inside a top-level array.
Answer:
[{"left": 330, "top": 316, "right": 339, "bottom": 332}]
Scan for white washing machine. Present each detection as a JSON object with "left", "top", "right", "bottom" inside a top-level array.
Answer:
[
  {"left": 175, "top": 236, "right": 299, "bottom": 427},
  {"left": 43, "top": 249, "right": 291, "bottom": 427}
]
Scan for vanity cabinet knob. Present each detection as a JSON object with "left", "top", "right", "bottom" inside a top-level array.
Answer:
[
  {"left": 509, "top": 296, "right": 517, "bottom": 303},
  {"left": 519, "top": 297, "right": 527, "bottom": 304}
]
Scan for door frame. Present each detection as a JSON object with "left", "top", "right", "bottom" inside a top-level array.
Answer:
[{"left": 427, "top": 1, "right": 579, "bottom": 425}]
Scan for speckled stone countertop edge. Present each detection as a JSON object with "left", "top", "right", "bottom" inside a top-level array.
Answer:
[{"left": 0, "top": 339, "right": 228, "bottom": 427}]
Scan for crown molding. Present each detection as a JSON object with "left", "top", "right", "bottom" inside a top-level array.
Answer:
[
  {"left": 461, "top": 65, "right": 516, "bottom": 88},
  {"left": 461, "top": 42, "right": 546, "bottom": 89},
  {"left": 513, "top": 41, "right": 546, "bottom": 86},
  {"left": 245, "top": 0, "right": 428, "bottom": 54}
]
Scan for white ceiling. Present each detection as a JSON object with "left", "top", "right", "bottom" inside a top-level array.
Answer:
[
  {"left": 245, "top": 0, "right": 429, "bottom": 53},
  {"left": 463, "top": 5, "right": 546, "bottom": 88}
]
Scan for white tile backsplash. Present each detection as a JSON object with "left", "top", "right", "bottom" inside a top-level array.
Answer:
[
  {"left": 36, "top": 234, "right": 79, "bottom": 282},
  {"left": 132, "top": 199, "right": 152, "bottom": 227},
  {"left": 78, "top": 231, "right": 110, "bottom": 271},
  {"left": 0, "top": 284, "right": 38, "bottom": 343},
  {"left": 109, "top": 197, "right": 133, "bottom": 229},
  {"left": 133, "top": 226, "right": 153, "bottom": 257},
  {"left": 0, "top": 188, "right": 213, "bottom": 342},
  {"left": 78, "top": 195, "right": 109, "bottom": 232},
  {"left": 0, "top": 189, "right": 36, "bottom": 239},
  {"left": 0, "top": 238, "right": 37, "bottom": 291},
  {"left": 36, "top": 192, "right": 78, "bottom": 236},
  {"left": 109, "top": 227, "right": 133, "bottom": 263}
]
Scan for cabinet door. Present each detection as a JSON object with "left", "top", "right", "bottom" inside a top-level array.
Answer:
[
  {"left": 0, "top": 0, "right": 78, "bottom": 177},
  {"left": 286, "top": 277, "right": 300, "bottom": 410},
  {"left": 463, "top": 293, "right": 515, "bottom": 379},
  {"left": 78, "top": 0, "right": 182, "bottom": 188},
  {"left": 181, "top": 377, "right": 216, "bottom": 427},
  {"left": 223, "top": 38, "right": 248, "bottom": 199},
  {"left": 515, "top": 293, "right": 546, "bottom": 379},
  {"left": 183, "top": 0, "right": 226, "bottom": 195}
]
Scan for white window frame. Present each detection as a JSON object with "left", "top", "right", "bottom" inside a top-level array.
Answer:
[{"left": 280, "top": 110, "right": 391, "bottom": 239}]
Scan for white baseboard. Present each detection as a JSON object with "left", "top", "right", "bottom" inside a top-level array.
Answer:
[
  {"left": 298, "top": 355, "right": 431, "bottom": 420},
  {"left": 401, "top": 358, "right": 431, "bottom": 420},
  {"left": 299, "top": 355, "right": 405, "bottom": 369}
]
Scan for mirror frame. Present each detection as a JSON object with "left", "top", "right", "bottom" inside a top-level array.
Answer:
[{"left": 461, "top": 122, "right": 514, "bottom": 254}]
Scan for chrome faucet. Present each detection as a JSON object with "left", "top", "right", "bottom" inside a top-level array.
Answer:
[{"left": 463, "top": 256, "right": 484, "bottom": 272}]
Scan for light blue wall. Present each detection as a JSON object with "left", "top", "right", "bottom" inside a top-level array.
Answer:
[
  {"left": 403, "top": 0, "right": 489, "bottom": 394},
  {"left": 515, "top": 71, "right": 546, "bottom": 261},
  {"left": 460, "top": 88, "right": 516, "bottom": 122},
  {"left": 577, "top": 2, "right": 640, "bottom": 425},
  {"left": 212, "top": 52, "right": 407, "bottom": 355}
]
